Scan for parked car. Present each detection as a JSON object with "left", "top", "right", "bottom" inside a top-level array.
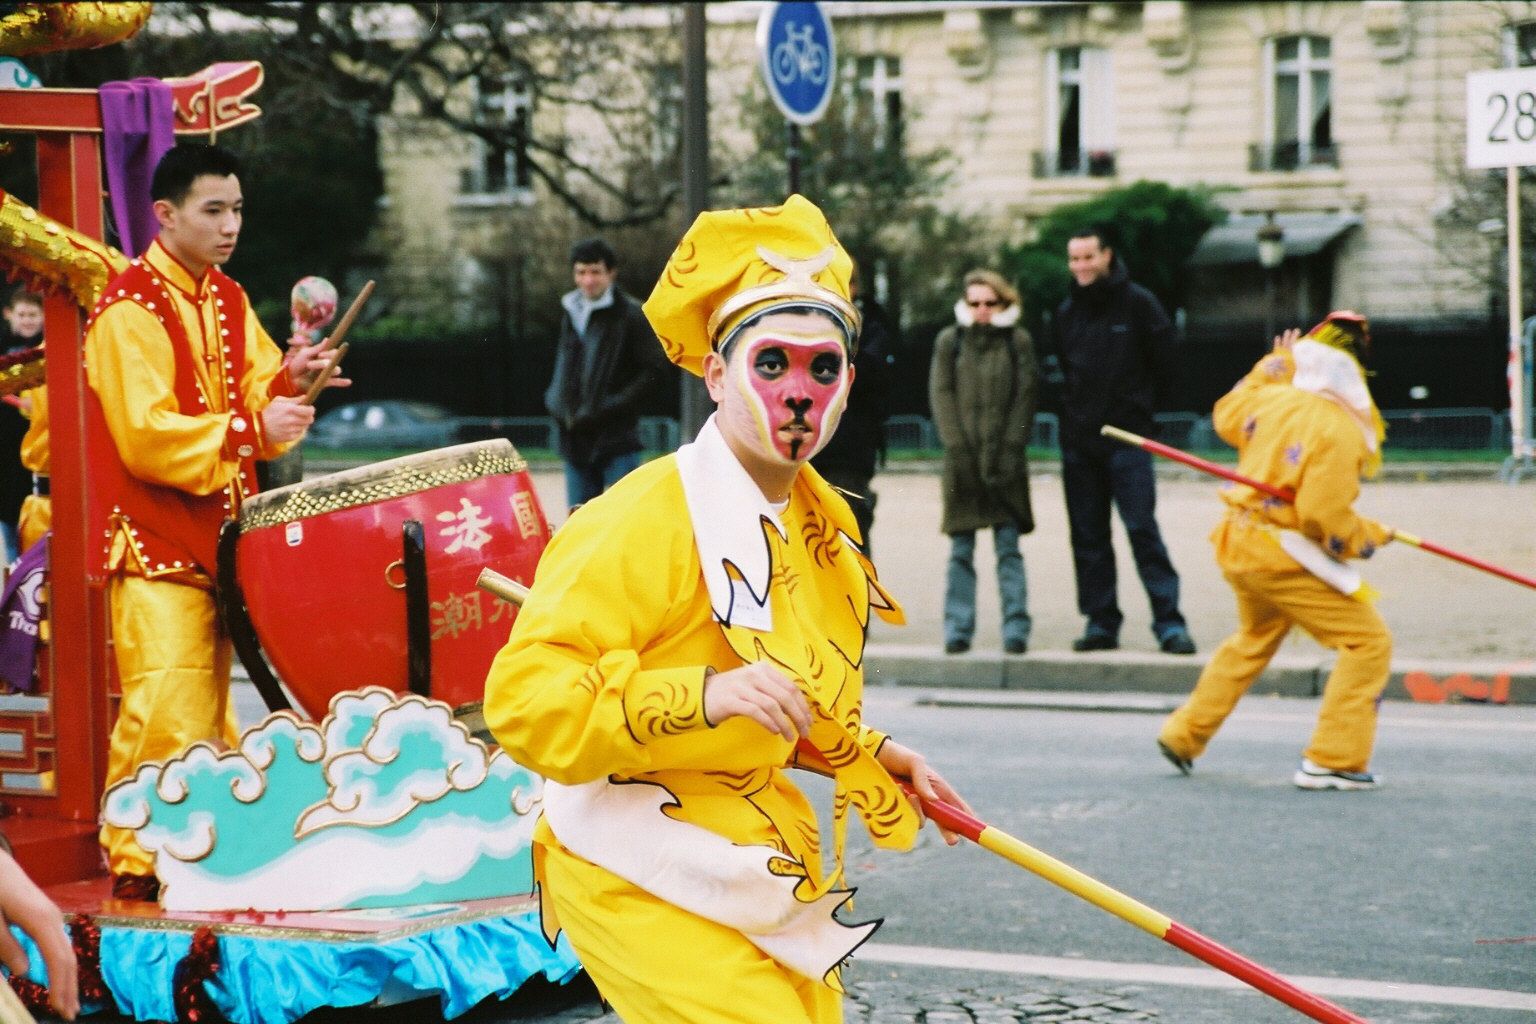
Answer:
[{"left": 304, "top": 400, "right": 463, "bottom": 451}]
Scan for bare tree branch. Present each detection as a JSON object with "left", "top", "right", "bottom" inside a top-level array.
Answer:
[{"left": 156, "top": 2, "right": 678, "bottom": 228}]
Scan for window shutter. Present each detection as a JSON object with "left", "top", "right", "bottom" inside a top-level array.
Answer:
[
  {"left": 1043, "top": 48, "right": 1060, "bottom": 153},
  {"left": 1081, "top": 47, "right": 1115, "bottom": 154}
]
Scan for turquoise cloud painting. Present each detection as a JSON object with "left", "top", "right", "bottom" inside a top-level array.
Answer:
[{"left": 102, "top": 688, "right": 541, "bottom": 912}]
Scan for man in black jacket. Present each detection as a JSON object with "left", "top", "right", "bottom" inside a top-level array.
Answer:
[
  {"left": 1053, "top": 225, "right": 1195, "bottom": 655},
  {"left": 544, "top": 238, "right": 670, "bottom": 511}
]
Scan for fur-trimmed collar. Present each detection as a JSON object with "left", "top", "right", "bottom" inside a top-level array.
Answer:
[{"left": 953, "top": 299, "right": 1021, "bottom": 329}]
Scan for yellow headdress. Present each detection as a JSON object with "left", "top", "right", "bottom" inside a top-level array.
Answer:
[
  {"left": 1305, "top": 309, "right": 1371, "bottom": 361},
  {"left": 643, "top": 194, "right": 860, "bottom": 378}
]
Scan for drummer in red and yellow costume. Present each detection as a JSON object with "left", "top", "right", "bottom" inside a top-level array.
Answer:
[
  {"left": 485, "top": 195, "right": 969, "bottom": 1023},
  {"left": 86, "top": 144, "right": 344, "bottom": 896},
  {"left": 1157, "top": 313, "right": 1393, "bottom": 791}
]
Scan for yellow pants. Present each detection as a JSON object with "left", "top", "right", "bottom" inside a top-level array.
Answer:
[
  {"left": 100, "top": 574, "right": 239, "bottom": 876},
  {"left": 1159, "top": 569, "right": 1391, "bottom": 773},
  {"left": 541, "top": 840, "right": 842, "bottom": 1023}
]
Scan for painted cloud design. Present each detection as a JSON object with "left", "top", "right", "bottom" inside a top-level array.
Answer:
[{"left": 102, "top": 688, "right": 542, "bottom": 913}]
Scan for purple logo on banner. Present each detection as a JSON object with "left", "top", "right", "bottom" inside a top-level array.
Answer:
[{"left": 0, "top": 535, "right": 46, "bottom": 692}]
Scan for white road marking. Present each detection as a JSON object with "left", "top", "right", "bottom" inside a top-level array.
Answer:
[
  {"left": 860, "top": 942, "right": 1536, "bottom": 1011},
  {"left": 1244, "top": 711, "right": 1536, "bottom": 733}
]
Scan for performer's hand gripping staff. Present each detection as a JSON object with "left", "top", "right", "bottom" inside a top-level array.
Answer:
[
  {"left": 1099, "top": 424, "right": 1536, "bottom": 592},
  {"left": 474, "top": 568, "right": 1367, "bottom": 1024}
]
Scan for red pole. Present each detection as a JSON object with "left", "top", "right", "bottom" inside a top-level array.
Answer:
[
  {"left": 1101, "top": 425, "right": 1536, "bottom": 592},
  {"left": 796, "top": 742, "right": 1369, "bottom": 1024},
  {"left": 1390, "top": 529, "right": 1536, "bottom": 590},
  {"left": 1100, "top": 424, "right": 1294, "bottom": 502}
]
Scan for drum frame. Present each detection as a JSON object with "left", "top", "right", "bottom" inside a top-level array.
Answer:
[{"left": 216, "top": 519, "right": 435, "bottom": 716}]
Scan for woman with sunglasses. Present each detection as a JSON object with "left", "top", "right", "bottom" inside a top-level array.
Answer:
[{"left": 928, "top": 269, "right": 1039, "bottom": 655}]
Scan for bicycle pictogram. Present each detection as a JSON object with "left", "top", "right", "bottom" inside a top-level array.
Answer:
[{"left": 771, "top": 21, "right": 828, "bottom": 87}]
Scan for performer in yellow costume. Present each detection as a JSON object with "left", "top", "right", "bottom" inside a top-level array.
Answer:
[
  {"left": 485, "top": 196, "right": 968, "bottom": 1023},
  {"left": 1157, "top": 313, "right": 1393, "bottom": 790},
  {"left": 16, "top": 384, "right": 48, "bottom": 552},
  {"left": 85, "top": 144, "right": 342, "bottom": 894}
]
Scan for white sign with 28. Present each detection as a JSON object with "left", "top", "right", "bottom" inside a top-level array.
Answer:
[{"left": 1467, "top": 67, "right": 1536, "bottom": 169}]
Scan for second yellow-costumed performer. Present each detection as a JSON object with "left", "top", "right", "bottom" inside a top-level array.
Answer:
[{"left": 1157, "top": 313, "right": 1394, "bottom": 790}]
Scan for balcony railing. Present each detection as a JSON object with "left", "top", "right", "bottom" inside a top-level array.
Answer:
[
  {"left": 1249, "top": 141, "right": 1340, "bottom": 172},
  {"left": 1032, "top": 149, "right": 1117, "bottom": 178}
]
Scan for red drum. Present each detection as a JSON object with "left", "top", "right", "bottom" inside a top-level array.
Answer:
[{"left": 236, "top": 440, "right": 548, "bottom": 717}]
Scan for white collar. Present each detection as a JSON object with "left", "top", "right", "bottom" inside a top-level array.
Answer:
[
  {"left": 953, "top": 299, "right": 1021, "bottom": 329},
  {"left": 1291, "top": 339, "right": 1378, "bottom": 453},
  {"left": 675, "top": 415, "right": 789, "bottom": 631}
]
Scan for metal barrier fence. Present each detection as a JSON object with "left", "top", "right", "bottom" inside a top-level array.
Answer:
[
  {"left": 883, "top": 414, "right": 939, "bottom": 451},
  {"left": 880, "top": 409, "right": 1509, "bottom": 453},
  {"left": 465, "top": 409, "right": 1511, "bottom": 456},
  {"left": 458, "top": 416, "right": 556, "bottom": 451},
  {"left": 638, "top": 416, "right": 681, "bottom": 453},
  {"left": 459, "top": 416, "right": 681, "bottom": 453},
  {"left": 1380, "top": 408, "right": 1505, "bottom": 450}
]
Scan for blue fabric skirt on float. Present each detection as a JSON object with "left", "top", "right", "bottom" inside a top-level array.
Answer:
[{"left": 6, "top": 896, "right": 582, "bottom": 1023}]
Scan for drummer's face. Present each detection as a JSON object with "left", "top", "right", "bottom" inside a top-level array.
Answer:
[
  {"left": 706, "top": 311, "right": 852, "bottom": 467},
  {"left": 154, "top": 173, "right": 243, "bottom": 278}
]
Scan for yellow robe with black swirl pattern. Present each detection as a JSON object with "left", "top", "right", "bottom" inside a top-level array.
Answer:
[{"left": 484, "top": 454, "right": 909, "bottom": 1023}]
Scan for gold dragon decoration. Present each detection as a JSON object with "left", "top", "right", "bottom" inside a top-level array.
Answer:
[{"left": 0, "top": 4, "right": 153, "bottom": 394}]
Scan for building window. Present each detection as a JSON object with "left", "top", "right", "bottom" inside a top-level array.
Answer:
[
  {"left": 1255, "top": 35, "right": 1335, "bottom": 171},
  {"left": 844, "top": 54, "right": 903, "bottom": 154},
  {"left": 1037, "top": 46, "right": 1115, "bottom": 177},
  {"left": 1502, "top": 22, "right": 1536, "bottom": 67},
  {"left": 652, "top": 63, "right": 684, "bottom": 167},
  {"left": 461, "top": 72, "right": 532, "bottom": 195}
]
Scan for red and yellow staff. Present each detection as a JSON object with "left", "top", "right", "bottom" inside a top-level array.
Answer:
[
  {"left": 787, "top": 739, "right": 1368, "bottom": 1024},
  {"left": 474, "top": 567, "right": 1368, "bottom": 1024},
  {"left": 1101, "top": 424, "right": 1536, "bottom": 592}
]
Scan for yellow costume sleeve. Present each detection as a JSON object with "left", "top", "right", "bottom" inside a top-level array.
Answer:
[
  {"left": 1213, "top": 350, "right": 1294, "bottom": 446},
  {"left": 856, "top": 724, "right": 890, "bottom": 757},
  {"left": 485, "top": 476, "right": 721, "bottom": 786},
  {"left": 1293, "top": 427, "right": 1392, "bottom": 560},
  {"left": 19, "top": 386, "right": 47, "bottom": 473},
  {"left": 86, "top": 302, "right": 246, "bottom": 496}
]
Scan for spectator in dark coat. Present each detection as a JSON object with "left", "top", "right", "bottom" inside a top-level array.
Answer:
[
  {"left": 929, "top": 269, "right": 1037, "bottom": 656},
  {"left": 1053, "top": 224, "right": 1194, "bottom": 655},
  {"left": 544, "top": 238, "right": 671, "bottom": 511},
  {"left": 811, "top": 266, "right": 894, "bottom": 553}
]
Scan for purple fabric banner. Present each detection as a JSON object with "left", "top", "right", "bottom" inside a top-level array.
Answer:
[
  {"left": 100, "top": 77, "right": 175, "bottom": 258},
  {"left": 0, "top": 535, "right": 46, "bottom": 693}
]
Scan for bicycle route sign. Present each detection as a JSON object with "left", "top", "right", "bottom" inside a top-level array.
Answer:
[{"left": 757, "top": 2, "right": 837, "bottom": 126}]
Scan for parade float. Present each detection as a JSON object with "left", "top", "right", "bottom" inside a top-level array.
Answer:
[{"left": 0, "top": 3, "right": 578, "bottom": 1019}]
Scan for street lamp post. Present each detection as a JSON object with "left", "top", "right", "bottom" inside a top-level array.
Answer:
[
  {"left": 679, "top": 3, "right": 712, "bottom": 442},
  {"left": 1256, "top": 212, "right": 1286, "bottom": 345}
]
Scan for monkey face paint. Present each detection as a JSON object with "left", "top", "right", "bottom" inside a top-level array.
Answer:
[{"left": 718, "top": 313, "right": 851, "bottom": 467}]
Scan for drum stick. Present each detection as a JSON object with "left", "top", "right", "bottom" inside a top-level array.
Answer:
[
  {"left": 300, "top": 341, "right": 348, "bottom": 406},
  {"left": 299, "top": 278, "right": 374, "bottom": 406},
  {"left": 313, "top": 280, "right": 373, "bottom": 358},
  {"left": 477, "top": 567, "right": 531, "bottom": 607}
]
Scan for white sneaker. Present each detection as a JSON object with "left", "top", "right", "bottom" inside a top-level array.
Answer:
[{"left": 1293, "top": 758, "right": 1379, "bottom": 791}]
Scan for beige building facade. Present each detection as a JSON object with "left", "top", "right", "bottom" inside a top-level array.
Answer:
[{"left": 374, "top": 1, "right": 1536, "bottom": 410}]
